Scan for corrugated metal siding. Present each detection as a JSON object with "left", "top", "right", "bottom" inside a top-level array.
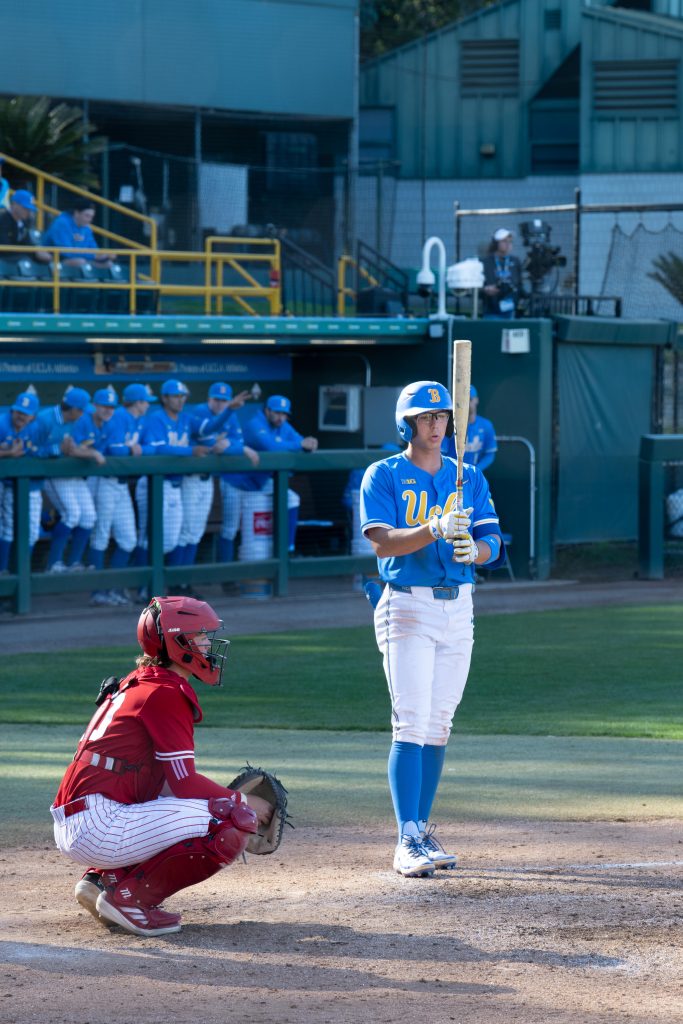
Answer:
[
  {"left": 0, "top": 0, "right": 356, "bottom": 118},
  {"left": 582, "top": 8, "right": 683, "bottom": 172},
  {"left": 359, "top": 0, "right": 585, "bottom": 179}
]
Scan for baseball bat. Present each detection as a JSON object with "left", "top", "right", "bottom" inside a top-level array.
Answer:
[{"left": 451, "top": 338, "right": 472, "bottom": 515}]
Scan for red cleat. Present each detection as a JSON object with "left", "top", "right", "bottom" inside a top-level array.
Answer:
[{"left": 96, "top": 890, "right": 181, "bottom": 937}]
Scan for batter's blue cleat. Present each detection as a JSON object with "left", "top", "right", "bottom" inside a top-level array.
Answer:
[
  {"left": 393, "top": 835, "right": 435, "bottom": 878},
  {"left": 420, "top": 824, "right": 458, "bottom": 870}
]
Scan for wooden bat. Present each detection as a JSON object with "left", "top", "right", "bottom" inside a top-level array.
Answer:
[{"left": 451, "top": 338, "right": 472, "bottom": 515}]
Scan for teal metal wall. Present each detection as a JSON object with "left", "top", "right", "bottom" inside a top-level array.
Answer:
[
  {"left": 0, "top": 0, "right": 357, "bottom": 118},
  {"left": 581, "top": 6, "right": 683, "bottom": 173}
]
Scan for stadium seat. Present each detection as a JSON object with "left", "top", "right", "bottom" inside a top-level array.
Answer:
[
  {"left": 59, "top": 261, "right": 100, "bottom": 313},
  {"left": 95, "top": 262, "right": 130, "bottom": 313},
  {"left": 0, "top": 256, "right": 39, "bottom": 312}
]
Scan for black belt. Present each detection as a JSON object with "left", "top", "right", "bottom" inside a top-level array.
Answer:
[{"left": 389, "top": 583, "right": 461, "bottom": 600}]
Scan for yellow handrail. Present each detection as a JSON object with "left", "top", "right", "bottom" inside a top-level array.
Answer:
[{"left": 0, "top": 152, "right": 157, "bottom": 250}]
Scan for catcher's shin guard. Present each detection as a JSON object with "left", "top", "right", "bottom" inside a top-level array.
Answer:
[{"left": 104, "top": 797, "right": 257, "bottom": 910}]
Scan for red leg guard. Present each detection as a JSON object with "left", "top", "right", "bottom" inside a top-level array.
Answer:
[{"left": 109, "top": 799, "right": 256, "bottom": 910}]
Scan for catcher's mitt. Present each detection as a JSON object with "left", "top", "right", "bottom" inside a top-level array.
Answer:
[{"left": 227, "top": 764, "right": 291, "bottom": 855}]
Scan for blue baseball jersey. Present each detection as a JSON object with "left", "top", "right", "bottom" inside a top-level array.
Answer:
[
  {"left": 442, "top": 415, "right": 497, "bottom": 471},
  {"left": 189, "top": 402, "right": 246, "bottom": 456},
  {"left": 109, "top": 407, "right": 157, "bottom": 456},
  {"left": 360, "top": 452, "right": 504, "bottom": 585},
  {"left": 32, "top": 405, "right": 79, "bottom": 458},
  {"left": 70, "top": 410, "right": 119, "bottom": 454},
  {"left": 0, "top": 411, "right": 38, "bottom": 454},
  {"left": 223, "top": 407, "right": 304, "bottom": 491}
]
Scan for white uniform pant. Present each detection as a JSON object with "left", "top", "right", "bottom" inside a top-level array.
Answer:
[
  {"left": 51, "top": 792, "right": 214, "bottom": 868},
  {"left": 44, "top": 478, "right": 97, "bottom": 531},
  {"left": 374, "top": 584, "right": 474, "bottom": 746},
  {"left": 135, "top": 477, "right": 183, "bottom": 554},
  {"left": 0, "top": 481, "right": 42, "bottom": 545},
  {"left": 87, "top": 476, "right": 137, "bottom": 553},
  {"left": 179, "top": 474, "right": 215, "bottom": 546}
]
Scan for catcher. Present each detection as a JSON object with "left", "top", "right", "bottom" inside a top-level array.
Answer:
[{"left": 50, "top": 595, "right": 288, "bottom": 937}]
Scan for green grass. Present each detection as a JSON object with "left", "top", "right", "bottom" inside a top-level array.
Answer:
[{"left": 6, "top": 604, "right": 683, "bottom": 738}]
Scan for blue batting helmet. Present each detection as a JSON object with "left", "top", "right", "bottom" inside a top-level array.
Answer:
[{"left": 395, "top": 380, "right": 453, "bottom": 442}]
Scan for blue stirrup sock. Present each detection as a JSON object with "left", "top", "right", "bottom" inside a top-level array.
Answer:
[
  {"left": 68, "top": 526, "right": 91, "bottom": 566},
  {"left": 48, "top": 520, "right": 71, "bottom": 565},
  {"left": 165, "top": 545, "right": 185, "bottom": 566},
  {"left": 388, "top": 740, "right": 423, "bottom": 839},
  {"left": 217, "top": 536, "right": 234, "bottom": 562},
  {"left": 88, "top": 548, "right": 105, "bottom": 571},
  {"left": 418, "top": 743, "right": 447, "bottom": 828},
  {"left": 182, "top": 542, "right": 198, "bottom": 565},
  {"left": 0, "top": 539, "right": 11, "bottom": 572},
  {"left": 132, "top": 545, "right": 147, "bottom": 566},
  {"left": 109, "top": 545, "right": 131, "bottom": 569},
  {"left": 287, "top": 506, "right": 299, "bottom": 551}
]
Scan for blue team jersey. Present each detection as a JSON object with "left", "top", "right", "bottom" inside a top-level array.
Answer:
[
  {"left": 442, "top": 415, "right": 497, "bottom": 470},
  {"left": 32, "top": 405, "right": 78, "bottom": 458},
  {"left": 0, "top": 411, "right": 38, "bottom": 454},
  {"left": 360, "top": 452, "right": 504, "bottom": 585},
  {"left": 223, "top": 407, "right": 303, "bottom": 491},
  {"left": 70, "top": 410, "right": 119, "bottom": 454},
  {"left": 189, "top": 402, "right": 245, "bottom": 456}
]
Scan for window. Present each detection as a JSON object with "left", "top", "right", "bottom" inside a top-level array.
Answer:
[{"left": 359, "top": 107, "right": 395, "bottom": 165}]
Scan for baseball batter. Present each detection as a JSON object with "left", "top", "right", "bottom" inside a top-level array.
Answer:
[
  {"left": 360, "top": 380, "right": 506, "bottom": 877},
  {"left": 51, "top": 595, "right": 273, "bottom": 937}
]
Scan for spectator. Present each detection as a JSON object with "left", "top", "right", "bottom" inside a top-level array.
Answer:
[
  {"left": 482, "top": 228, "right": 523, "bottom": 319},
  {"left": 441, "top": 385, "right": 497, "bottom": 473},
  {"left": 0, "top": 190, "right": 51, "bottom": 263},
  {"left": 33, "top": 386, "right": 95, "bottom": 572},
  {"left": 0, "top": 391, "right": 41, "bottom": 574},
  {"left": 0, "top": 158, "right": 10, "bottom": 210},
  {"left": 43, "top": 197, "right": 114, "bottom": 267}
]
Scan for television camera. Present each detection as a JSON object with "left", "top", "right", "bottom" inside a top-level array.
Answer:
[{"left": 519, "top": 218, "right": 567, "bottom": 293}]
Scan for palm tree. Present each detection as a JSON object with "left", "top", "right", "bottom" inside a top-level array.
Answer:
[
  {"left": 0, "top": 95, "right": 106, "bottom": 189},
  {"left": 649, "top": 252, "right": 683, "bottom": 308}
]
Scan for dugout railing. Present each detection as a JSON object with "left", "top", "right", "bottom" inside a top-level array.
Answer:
[
  {"left": 638, "top": 434, "right": 683, "bottom": 580},
  {"left": 0, "top": 450, "right": 383, "bottom": 615}
]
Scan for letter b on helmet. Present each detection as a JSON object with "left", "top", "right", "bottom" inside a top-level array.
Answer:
[{"left": 395, "top": 380, "right": 453, "bottom": 442}]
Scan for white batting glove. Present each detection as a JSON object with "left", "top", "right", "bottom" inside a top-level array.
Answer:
[
  {"left": 429, "top": 506, "right": 472, "bottom": 541},
  {"left": 452, "top": 534, "right": 479, "bottom": 564}
]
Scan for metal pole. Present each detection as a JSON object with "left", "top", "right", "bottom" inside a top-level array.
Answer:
[
  {"left": 454, "top": 200, "right": 461, "bottom": 263},
  {"left": 376, "top": 161, "right": 383, "bottom": 254},
  {"left": 573, "top": 186, "right": 581, "bottom": 314}
]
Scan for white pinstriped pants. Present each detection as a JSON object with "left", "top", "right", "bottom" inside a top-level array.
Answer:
[
  {"left": 373, "top": 584, "right": 474, "bottom": 746},
  {"left": 51, "top": 793, "right": 214, "bottom": 868}
]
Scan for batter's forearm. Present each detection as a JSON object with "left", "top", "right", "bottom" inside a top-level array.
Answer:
[{"left": 366, "top": 523, "right": 434, "bottom": 557}]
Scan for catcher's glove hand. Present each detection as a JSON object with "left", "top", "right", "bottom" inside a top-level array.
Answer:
[{"left": 227, "top": 764, "right": 292, "bottom": 855}]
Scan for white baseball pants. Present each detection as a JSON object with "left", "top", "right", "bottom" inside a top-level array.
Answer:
[
  {"left": 135, "top": 477, "right": 183, "bottom": 554},
  {"left": 374, "top": 584, "right": 474, "bottom": 746},
  {"left": 0, "top": 482, "right": 42, "bottom": 545},
  {"left": 51, "top": 793, "right": 214, "bottom": 868},
  {"left": 87, "top": 476, "right": 137, "bottom": 553},
  {"left": 44, "top": 478, "right": 97, "bottom": 531}
]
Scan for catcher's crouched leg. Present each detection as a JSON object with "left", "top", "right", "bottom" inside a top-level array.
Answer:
[{"left": 95, "top": 797, "right": 258, "bottom": 937}]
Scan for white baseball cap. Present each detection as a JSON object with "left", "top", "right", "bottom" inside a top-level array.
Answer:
[{"left": 493, "top": 228, "right": 513, "bottom": 241}]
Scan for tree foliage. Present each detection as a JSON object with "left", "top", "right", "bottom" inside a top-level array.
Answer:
[
  {"left": 360, "top": 0, "right": 495, "bottom": 60},
  {"left": 0, "top": 96, "right": 106, "bottom": 189},
  {"left": 649, "top": 252, "right": 683, "bottom": 308}
]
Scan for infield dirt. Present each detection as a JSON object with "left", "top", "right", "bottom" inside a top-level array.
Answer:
[{"left": 1, "top": 818, "right": 681, "bottom": 1024}]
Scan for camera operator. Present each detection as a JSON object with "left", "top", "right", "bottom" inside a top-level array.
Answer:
[{"left": 482, "top": 228, "right": 523, "bottom": 320}]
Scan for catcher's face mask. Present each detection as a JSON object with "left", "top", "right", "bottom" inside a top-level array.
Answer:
[{"left": 137, "top": 596, "right": 231, "bottom": 686}]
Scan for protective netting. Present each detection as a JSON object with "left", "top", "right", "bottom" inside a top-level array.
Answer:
[{"left": 601, "top": 223, "right": 683, "bottom": 320}]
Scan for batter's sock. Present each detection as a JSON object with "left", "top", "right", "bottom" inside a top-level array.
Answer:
[
  {"left": 0, "top": 539, "right": 10, "bottom": 572},
  {"left": 69, "top": 526, "right": 92, "bottom": 566},
  {"left": 217, "top": 536, "right": 234, "bottom": 562},
  {"left": 183, "top": 543, "right": 198, "bottom": 565},
  {"left": 388, "top": 740, "right": 423, "bottom": 839},
  {"left": 109, "top": 545, "right": 131, "bottom": 569},
  {"left": 418, "top": 743, "right": 447, "bottom": 826},
  {"left": 47, "top": 521, "right": 72, "bottom": 566},
  {"left": 88, "top": 548, "right": 105, "bottom": 571}
]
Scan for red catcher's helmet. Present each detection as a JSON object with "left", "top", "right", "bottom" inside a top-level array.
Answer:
[{"left": 137, "top": 596, "right": 230, "bottom": 686}]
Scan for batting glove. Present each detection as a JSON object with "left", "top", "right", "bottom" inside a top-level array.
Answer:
[
  {"left": 429, "top": 506, "right": 473, "bottom": 541},
  {"left": 452, "top": 534, "right": 479, "bottom": 564}
]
